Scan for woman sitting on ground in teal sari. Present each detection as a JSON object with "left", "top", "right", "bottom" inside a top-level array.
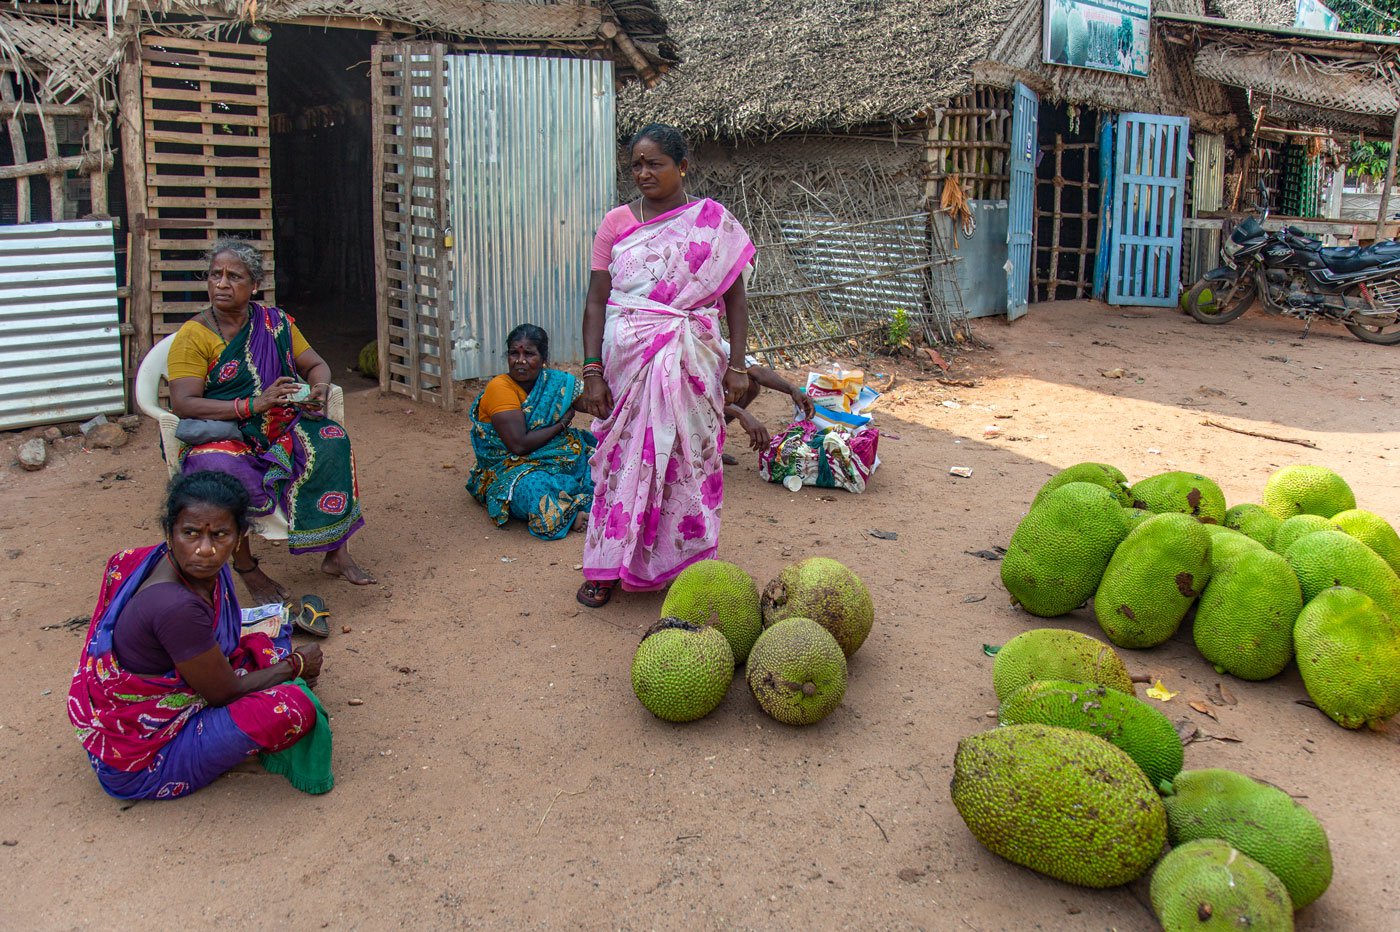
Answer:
[{"left": 467, "top": 324, "right": 596, "bottom": 540}]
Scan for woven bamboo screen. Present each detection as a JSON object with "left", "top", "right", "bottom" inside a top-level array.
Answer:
[{"left": 141, "top": 35, "right": 274, "bottom": 338}]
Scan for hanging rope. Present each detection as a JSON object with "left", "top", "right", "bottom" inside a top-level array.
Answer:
[{"left": 940, "top": 173, "right": 976, "bottom": 246}]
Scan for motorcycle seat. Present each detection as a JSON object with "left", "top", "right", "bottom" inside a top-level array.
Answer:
[{"left": 1319, "top": 245, "right": 1400, "bottom": 273}]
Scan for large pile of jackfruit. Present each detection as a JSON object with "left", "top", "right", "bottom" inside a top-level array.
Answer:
[{"left": 1001, "top": 462, "right": 1400, "bottom": 730}]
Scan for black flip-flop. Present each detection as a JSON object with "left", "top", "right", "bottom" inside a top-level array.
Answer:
[
  {"left": 292, "top": 594, "right": 331, "bottom": 637},
  {"left": 576, "top": 579, "right": 616, "bottom": 608}
]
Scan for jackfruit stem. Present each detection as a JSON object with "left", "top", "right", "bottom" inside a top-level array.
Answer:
[{"left": 802, "top": 682, "right": 817, "bottom": 696}]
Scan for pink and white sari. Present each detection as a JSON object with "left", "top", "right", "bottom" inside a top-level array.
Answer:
[{"left": 583, "top": 198, "right": 755, "bottom": 591}]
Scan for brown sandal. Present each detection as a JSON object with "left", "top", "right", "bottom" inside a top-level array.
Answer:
[{"left": 576, "top": 579, "right": 617, "bottom": 608}]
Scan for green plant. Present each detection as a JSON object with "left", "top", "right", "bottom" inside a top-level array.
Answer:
[
  {"left": 886, "top": 307, "right": 912, "bottom": 349},
  {"left": 1348, "top": 140, "right": 1391, "bottom": 181}
]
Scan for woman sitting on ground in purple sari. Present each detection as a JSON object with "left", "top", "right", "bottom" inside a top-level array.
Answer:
[
  {"left": 68, "top": 472, "right": 328, "bottom": 800},
  {"left": 166, "top": 238, "right": 373, "bottom": 602},
  {"left": 575, "top": 123, "right": 755, "bottom": 607}
]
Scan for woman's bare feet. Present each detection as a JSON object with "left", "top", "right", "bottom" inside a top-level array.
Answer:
[
  {"left": 571, "top": 511, "right": 588, "bottom": 532},
  {"left": 321, "top": 544, "right": 377, "bottom": 585},
  {"left": 235, "top": 562, "right": 291, "bottom": 604}
]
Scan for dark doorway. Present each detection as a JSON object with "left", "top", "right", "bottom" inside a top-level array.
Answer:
[
  {"left": 1032, "top": 104, "right": 1102, "bottom": 302},
  {"left": 267, "top": 25, "right": 376, "bottom": 376}
]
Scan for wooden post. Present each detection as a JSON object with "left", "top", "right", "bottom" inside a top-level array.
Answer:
[
  {"left": 40, "top": 115, "right": 63, "bottom": 220},
  {"left": 118, "top": 38, "right": 153, "bottom": 363},
  {"left": 1, "top": 77, "right": 31, "bottom": 223},
  {"left": 1375, "top": 108, "right": 1400, "bottom": 236},
  {"left": 87, "top": 116, "right": 109, "bottom": 216},
  {"left": 370, "top": 40, "right": 390, "bottom": 394}
]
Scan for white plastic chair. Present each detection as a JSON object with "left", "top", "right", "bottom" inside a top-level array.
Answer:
[{"left": 134, "top": 332, "right": 346, "bottom": 541}]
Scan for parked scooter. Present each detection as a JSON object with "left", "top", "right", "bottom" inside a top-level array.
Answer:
[{"left": 1182, "top": 193, "right": 1400, "bottom": 345}]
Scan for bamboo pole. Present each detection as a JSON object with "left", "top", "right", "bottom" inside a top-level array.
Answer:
[
  {"left": 118, "top": 38, "right": 153, "bottom": 362},
  {"left": 1, "top": 79, "right": 31, "bottom": 223},
  {"left": 1375, "top": 107, "right": 1400, "bottom": 234},
  {"left": 0, "top": 150, "right": 111, "bottom": 180},
  {"left": 87, "top": 116, "right": 109, "bottom": 216}
]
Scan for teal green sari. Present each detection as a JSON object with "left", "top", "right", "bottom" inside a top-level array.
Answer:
[{"left": 466, "top": 369, "right": 596, "bottom": 540}]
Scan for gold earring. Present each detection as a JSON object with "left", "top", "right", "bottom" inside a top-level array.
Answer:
[{"left": 681, "top": 171, "right": 687, "bottom": 177}]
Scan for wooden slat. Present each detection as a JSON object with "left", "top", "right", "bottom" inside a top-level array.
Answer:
[{"left": 142, "top": 65, "right": 268, "bottom": 87}]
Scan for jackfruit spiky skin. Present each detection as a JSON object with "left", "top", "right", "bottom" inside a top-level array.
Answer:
[
  {"left": 1261, "top": 465, "right": 1356, "bottom": 519},
  {"left": 1001, "top": 482, "right": 1132, "bottom": 617},
  {"left": 1163, "top": 769, "right": 1333, "bottom": 909},
  {"left": 1329, "top": 509, "right": 1400, "bottom": 575},
  {"left": 950, "top": 724, "right": 1167, "bottom": 888},
  {"left": 631, "top": 619, "right": 734, "bottom": 723},
  {"left": 991, "top": 628, "right": 1135, "bottom": 700},
  {"left": 1284, "top": 530, "right": 1400, "bottom": 618},
  {"left": 760, "top": 557, "right": 873, "bottom": 658},
  {"left": 1129, "top": 471, "right": 1228, "bottom": 524},
  {"left": 1202, "top": 524, "right": 1266, "bottom": 573},
  {"left": 1032, "top": 462, "right": 1132, "bottom": 507},
  {"left": 661, "top": 559, "right": 762, "bottom": 663},
  {"left": 1123, "top": 507, "right": 1153, "bottom": 530},
  {"left": 1224, "top": 503, "right": 1282, "bottom": 549},
  {"left": 746, "top": 617, "right": 848, "bottom": 725},
  {"left": 1150, "top": 839, "right": 1294, "bottom": 932},
  {"left": 1295, "top": 586, "right": 1400, "bottom": 729},
  {"left": 1270, "top": 514, "right": 1333, "bottom": 555},
  {"left": 1194, "top": 549, "right": 1302, "bottom": 680},
  {"left": 1095, "top": 513, "right": 1213, "bottom": 648},
  {"left": 998, "top": 679, "right": 1183, "bottom": 786}
]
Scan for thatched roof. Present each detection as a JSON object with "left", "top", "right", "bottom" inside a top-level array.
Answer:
[
  {"left": 0, "top": 15, "right": 126, "bottom": 104},
  {"left": 621, "top": 0, "right": 1306, "bottom": 138},
  {"left": 1205, "top": 0, "right": 1297, "bottom": 27}
]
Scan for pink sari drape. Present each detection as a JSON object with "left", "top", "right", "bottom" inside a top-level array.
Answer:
[{"left": 583, "top": 198, "right": 755, "bottom": 590}]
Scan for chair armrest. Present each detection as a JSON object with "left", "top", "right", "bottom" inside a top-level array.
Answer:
[
  {"left": 157, "top": 413, "right": 185, "bottom": 481},
  {"left": 327, "top": 384, "right": 345, "bottom": 426}
]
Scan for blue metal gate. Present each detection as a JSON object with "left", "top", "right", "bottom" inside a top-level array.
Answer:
[
  {"left": 1006, "top": 83, "right": 1037, "bottom": 321},
  {"left": 1108, "top": 113, "right": 1190, "bottom": 307}
]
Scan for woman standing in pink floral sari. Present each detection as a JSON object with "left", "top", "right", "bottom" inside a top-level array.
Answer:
[{"left": 576, "top": 124, "right": 754, "bottom": 607}]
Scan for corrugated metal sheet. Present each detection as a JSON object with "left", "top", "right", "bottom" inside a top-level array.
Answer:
[
  {"left": 775, "top": 214, "right": 928, "bottom": 321},
  {"left": 0, "top": 220, "right": 123, "bottom": 430},
  {"left": 447, "top": 54, "right": 616, "bottom": 380}
]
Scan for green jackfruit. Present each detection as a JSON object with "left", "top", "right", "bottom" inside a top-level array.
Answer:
[
  {"left": 1095, "top": 513, "right": 1213, "bottom": 648},
  {"left": 1224, "top": 503, "right": 1281, "bottom": 548},
  {"left": 1001, "top": 482, "right": 1131, "bottom": 617},
  {"left": 1032, "top": 462, "right": 1132, "bottom": 507},
  {"left": 1284, "top": 529, "right": 1400, "bottom": 618},
  {"left": 1202, "top": 524, "right": 1266, "bottom": 573},
  {"left": 1129, "top": 471, "right": 1227, "bottom": 524},
  {"left": 1329, "top": 508, "right": 1400, "bottom": 575},
  {"left": 1270, "top": 514, "right": 1333, "bottom": 555},
  {"left": 1295, "top": 586, "right": 1400, "bottom": 729},
  {"left": 661, "top": 559, "right": 762, "bottom": 663},
  {"left": 1066, "top": 9, "right": 1089, "bottom": 66},
  {"left": 998, "top": 679, "right": 1182, "bottom": 786},
  {"left": 1261, "top": 464, "right": 1356, "bottom": 519},
  {"left": 1048, "top": 6, "right": 1068, "bottom": 61},
  {"left": 357, "top": 340, "right": 379, "bottom": 379},
  {"left": 950, "top": 724, "right": 1167, "bottom": 887},
  {"left": 1163, "top": 769, "right": 1332, "bottom": 909},
  {"left": 631, "top": 619, "right": 734, "bottom": 723},
  {"left": 1124, "top": 507, "right": 1153, "bottom": 530},
  {"left": 991, "top": 628, "right": 1135, "bottom": 700},
  {"left": 1194, "top": 549, "right": 1301, "bottom": 681},
  {"left": 761, "top": 557, "right": 873, "bottom": 658},
  {"left": 1150, "top": 839, "right": 1294, "bottom": 931},
  {"left": 746, "top": 617, "right": 847, "bottom": 725}
]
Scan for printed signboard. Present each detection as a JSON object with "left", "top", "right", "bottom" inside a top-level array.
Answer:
[
  {"left": 1295, "top": 0, "right": 1340, "bottom": 32},
  {"left": 1043, "top": 0, "right": 1151, "bottom": 78}
]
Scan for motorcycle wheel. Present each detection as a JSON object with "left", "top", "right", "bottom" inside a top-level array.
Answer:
[
  {"left": 1184, "top": 276, "right": 1256, "bottom": 324},
  {"left": 1345, "top": 315, "right": 1400, "bottom": 345}
]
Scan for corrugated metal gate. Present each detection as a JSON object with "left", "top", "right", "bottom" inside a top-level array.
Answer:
[
  {"left": 0, "top": 220, "right": 123, "bottom": 429},
  {"left": 1006, "top": 82, "right": 1037, "bottom": 322},
  {"left": 1108, "top": 113, "right": 1189, "bottom": 307},
  {"left": 447, "top": 54, "right": 615, "bottom": 380}
]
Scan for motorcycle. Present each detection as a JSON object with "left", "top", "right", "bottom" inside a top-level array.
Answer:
[{"left": 1182, "top": 200, "right": 1400, "bottom": 345}]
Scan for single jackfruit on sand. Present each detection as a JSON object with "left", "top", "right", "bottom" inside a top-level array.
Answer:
[
  {"left": 1224, "top": 503, "right": 1282, "bottom": 549},
  {"left": 950, "top": 724, "right": 1167, "bottom": 887},
  {"left": 1194, "top": 549, "right": 1302, "bottom": 680},
  {"left": 1032, "top": 462, "right": 1132, "bottom": 507},
  {"left": 1270, "top": 514, "right": 1333, "bottom": 555},
  {"left": 991, "top": 628, "right": 1135, "bottom": 700},
  {"left": 661, "top": 559, "right": 762, "bottom": 663},
  {"left": 998, "top": 679, "right": 1182, "bottom": 786},
  {"left": 1000, "top": 482, "right": 1132, "bottom": 617},
  {"left": 1095, "top": 513, "right": 1213, "bottom": 648},
  {"left": 761, "top": 557, "right": 873, "bottom": 657},
  {"left": 1329, "top": 508, "right": 1400, "bottom": 575},
  {"left": 1261, "top": 464, "right": 1356, "bottom": 519},
  {"left": 1164, "top": 769, "right": 1332, "bottom": 909},
  {"left": 1129, "top": 471, "right": 1228, "bottom": 524},
  {"left": 1150, "top": 839, "right": 1294, "bottom": 931},
  {"left": 1295, "top": 586, "right": 1400, "bottom": 729},
  {"left": 1284, "top": 529, "right": 1400, "bottom": 618},
  {"left": 631, "top": 619, "right": 735, "bottom": 723},
  {"left": 746, "top": 617, "right": 848, "bottom": 725}
]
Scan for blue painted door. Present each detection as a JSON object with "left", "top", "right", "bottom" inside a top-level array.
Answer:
[
  {"left": 1108, "top": 113, "right": 1190, "bottom": 306},
  {"left": 1006, "top": 83, "right": 1037, "bottom": 321}
]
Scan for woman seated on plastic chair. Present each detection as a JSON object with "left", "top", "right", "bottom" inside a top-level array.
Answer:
[{"left": 166, "top": 237, "right": 374, "bottom": 602}]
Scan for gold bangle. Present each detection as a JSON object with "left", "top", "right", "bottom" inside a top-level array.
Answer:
[{"left": 727, "top": 365, "right": 749, "bottom": 376}]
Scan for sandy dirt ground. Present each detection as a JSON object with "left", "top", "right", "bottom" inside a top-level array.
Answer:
[{"left": 3, "top": 300, "right": 1399, "bottom": 930}]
